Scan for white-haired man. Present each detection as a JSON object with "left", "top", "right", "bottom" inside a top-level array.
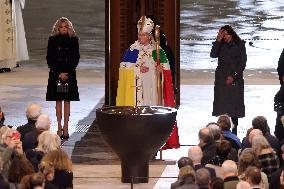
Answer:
[
  {"left": 17, "top": 103, "right": 42, "bottom": 140},
  {"left": 221, "top": 160, "right": 239, "bottom": 189},
  {"left": 22, "top": 114, "right": 51, "bottom": 152}
]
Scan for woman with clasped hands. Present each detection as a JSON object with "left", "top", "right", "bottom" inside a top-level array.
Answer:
[
  {"left": 46, "top": 17, "right": 80, "bottom": 140},
  {"left": 210, "top": 25, "right": 247, "bottom": 136}
]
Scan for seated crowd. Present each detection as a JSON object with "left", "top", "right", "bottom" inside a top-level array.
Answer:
[
  {"left": 171, "top": 114, "right": 284, "bottom": 189},
  {"left": 2, "top": 103, "right": 284, "bottom": 189},
  {"left": 0, "top": 103, "right": 73, "bottom": 189}
]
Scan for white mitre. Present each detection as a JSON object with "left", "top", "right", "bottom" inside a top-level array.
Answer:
[{"left": 137, "top": 16, "right": 154, "bottom": 33}]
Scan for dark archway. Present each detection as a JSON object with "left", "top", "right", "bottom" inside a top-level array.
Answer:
[{"left": 105, "top": 0, "right": 180, "bottom": 106}]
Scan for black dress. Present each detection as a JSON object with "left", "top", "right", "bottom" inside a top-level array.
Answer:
[{"left": 46, "top": 34, "right": 80, "bottom": 101}]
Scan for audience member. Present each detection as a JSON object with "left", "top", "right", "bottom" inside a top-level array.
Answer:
[
  {"left": 23, "top": 114, "right": 51, "bottom": 152},
  {"left": 217, "top": 115, "right": 241, "bottom": 150},
  {"left": 221, "top": 160, "right": 239, "bottom": 189},
  {"left": 171, "top": 165, "right": 197, "bottom": 189},
  {"left": 41, "top": 149, "right": 73, "bottom": 189},
  {"left": 241, "top": 127, "right": 253, "bottom": 149},
  {"left": 177, "top": 156, "right": 193, "bottom": 169},
  {"left": 244, "top": 166, "right": 262, "bottom": 188},
  {"left": 207, "top": 140, "right": 232, "bottom": 166},
  {"left": 252, "top": 136, "right": 279, "bottom": 181},
  {"left": 0, "top": 128, "right": 24, "bottom": 180},
  {"left": 0, "top": 126, "right": 11, "bottom": 144},
  {"left": 8, "top": 156, "right": 35, "bottom": 189},
  {"left": 20, "top": 173, "right": 45, "bottom": 189},
  {"left": 196, "top": 168, "right": 210, "bottom": 189},
  {"left": 207, "top": 123, "right": 238, "bottom": 162},
  {"left": 270, "top": 144, "right": 284, "bottom": 189},
  {"left": 38, "top": 161, "right": 60, "bottom": 189},
  {"left": 198, "top": 128, "right": 216, "bottom": 165},
  {"left": 209, "top": 177, "right": 224, "bottom": 189},
  {"left": 17, "top": 103, "right": 42, "bottom": 140},
  {"left": 206, "top": 122, "right": 222, "bottom": 141},
  {"left": 252, "top": 116, "right": 281, "bottom": 161},
  {"left": 188, "top": 146, "right": 216, "bottom": 178},
  {"left": 26, "top": 131, "right": 61, "bottom": 172},
  {"left": 252, "top": 135, "right": 279, "bottom": 182},
  {"left": 241, "top": 128, "right": 263, "bottom": 151},
  {"left": 238, "top": 148, "right": 268, "bottom": 189}
]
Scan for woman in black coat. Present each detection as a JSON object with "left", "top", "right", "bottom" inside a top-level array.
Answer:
[
  {"left": 46, "top": 17, "right": 80, "bottom": 139},
  {"left": 210, "top": 25, "right": 247, "bottom": 135}
]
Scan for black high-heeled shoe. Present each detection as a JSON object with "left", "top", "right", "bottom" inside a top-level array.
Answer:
[{"left": 62, "top": 134, "right": 69, "bottom": 140}]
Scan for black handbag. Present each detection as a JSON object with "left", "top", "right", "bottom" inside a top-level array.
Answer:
[{"left": 57, "top": 79, "right": 69, "bottom": 93}]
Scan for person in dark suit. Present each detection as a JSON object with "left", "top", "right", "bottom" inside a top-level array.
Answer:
[
  {"left": 274, "top": 86, "right": 284, "bottom": 142},
  {"left": 23, "top": 114, "right": 51, "bottom": 152},
  {"left": 46, "top": 17, "right": 80, "bottom": 139},
  {"left": 198, "top": 128, "right": 217, "bottom": 165},
  {"left": 188, "top": 145, "right": 216, "bottom": 178},
  {"left": 17, "top": 103, "right": 42, "bottom": 140}
]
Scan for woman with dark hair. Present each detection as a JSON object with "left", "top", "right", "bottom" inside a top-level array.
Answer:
[
  {"left": 8, "top": 156, "right": 35, "bottom": 189},
  {"left": 210, "top": 25, "right": 247, "bottom": 135}
]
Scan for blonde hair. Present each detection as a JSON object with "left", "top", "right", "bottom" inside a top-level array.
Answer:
[
  {"left": 41, "top": 149, "right": 72, "bottom": 172},
  {"left": 36, "top": 131, "right": 60, "bottom": 153},
  {"left": 51, "top": 17, "right": 76, "bottom": 37},
  {"left": 251, "top": 135, "right": 271, "bottom": 156},
  {"left": 0, "top": 126, "right": 11, "bottom": 144},
  {"left": 38, "top": 161, "right": 55, "bottom": 181},
  {"left": 238, "top": 148, "right": 260, "bottom": 175},
  {"left": 178, "top": 165, "right": 195, "bottom": 180}
]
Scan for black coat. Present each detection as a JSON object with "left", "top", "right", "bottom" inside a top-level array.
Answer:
[
  {"left": 210, "top": 40, "right": 247, "bottom": 118},
  {"left": 277, "top": 49, "right": 284, "bottom": 85},
  {"left": 274, "top": 85, "right": 284, "bottom": 141},
  {"left": 16, "top": 120, "right": 36, "bottom": 141},
  {"left": 46, "top": 35, "right": 80, "bottom": 101},
  {"left": 22, "top": 129, "right": 39, "bottom": 152}
]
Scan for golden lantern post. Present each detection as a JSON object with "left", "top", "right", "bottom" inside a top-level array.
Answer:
[{"left": 155, "top": 25, "right": 163, "bottom": 106}]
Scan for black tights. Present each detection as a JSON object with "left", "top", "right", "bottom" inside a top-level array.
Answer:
[{"left": 231, "top": 117, "right": 238, "bottom": 135}]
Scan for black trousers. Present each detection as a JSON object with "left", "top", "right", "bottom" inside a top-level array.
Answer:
[{"left": 231, "top": 117, "right": 238, "bottom": 135}]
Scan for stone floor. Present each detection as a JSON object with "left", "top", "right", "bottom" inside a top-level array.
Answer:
[{"left": 0, "top": 64, "right": 281, "bottom": 188}]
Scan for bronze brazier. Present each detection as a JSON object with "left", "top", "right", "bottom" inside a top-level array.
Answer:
[{"left": 96, "top": 106, "right": 177, "bottom": 183}]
